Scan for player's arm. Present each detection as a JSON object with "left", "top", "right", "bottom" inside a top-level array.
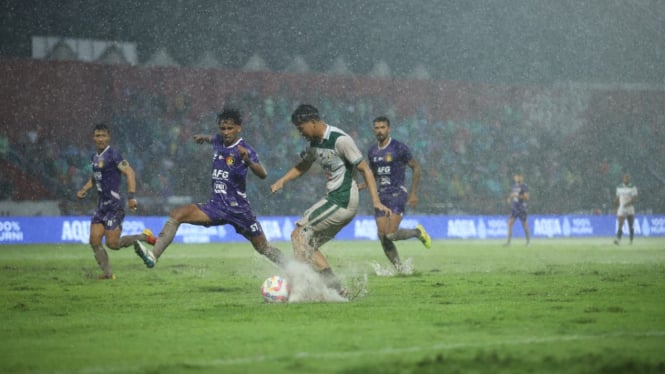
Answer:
[
  {"left": 270, "top": 159, "right": 313, "bottom": 193},
  {"left": 77, "top": 175, "right": 95, "bottom": 199},
  {"left": 406, "top": 158, "right": 421, "bottom": 208},
  {"left": 356, "top": 160, "right": 391, "bottom": 217},
  {"left": 238, "top": 145, "right": 267, "bottom": 179},
  {"left": 118, "top": 160, "right": 138, "bottom": 210},
  {"left": 193, "top": 134, "right": 213, "bottom": 144}
]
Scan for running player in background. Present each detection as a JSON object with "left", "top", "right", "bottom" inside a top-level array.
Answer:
[
  {"left": 271, "top": 104, "right": 391, "bottom": 296},
  {"left": 77, "top": 123, "right": 156, "bottom": 280},
  {"left": 133, "top": 108, "right": 285, "bottom": 268},
  {"left": 504, "top": 172, "right": 531, "bottom": 247},
  {"left": 361, "top": 116, "right": 431, "bottom": 273},
  {"left": 614, "top": 173, "right": 638, "bottom": 245}
]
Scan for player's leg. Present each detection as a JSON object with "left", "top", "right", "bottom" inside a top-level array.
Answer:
[
  {"left": 387, "top": 223, "right": 431, "bottom": 249},
  {"left": 107, "top": 230, "right": 155, "bottom": 249},
  {"left": 291, "top": 225, "right": 319, "bottom": 265},
  {"left": 89, "top": 222, "right": 113, "bottom": 279},
  {"left": 105, "top": 226, "right": 150, "bottom": 250},
  {"left": 505, "top": 216, "right": 516, "bottom": 246},
  {"left": 134, "top": 203, "right": 211, "bottom": 268},
  {"left": 627, "top": 214, "right": 635, "bottom": 244},
  {"left": 615, "top": 215, "right": 625, "bottom": 244},
  {"left": 293, "top": 199, "right": 354, "bottom": 294},
  {"left": 247, "top": 232, "right": 285, "bottom": 266},
  {"left": 377, "top": 215, "right": 402, "bottom": 268},
  {"left": 153, "top": 203, "right": 210, "bottom": 259},
  {"left": 521, "top": 213, "right": 531, "bottom": 246}
]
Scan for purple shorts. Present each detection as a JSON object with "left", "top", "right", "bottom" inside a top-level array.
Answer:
[
  {"left": 375, "top": 190, "right": 408, "bottom": 217},
  {"left": 510, "top": 207, "right": 528, "bottom": 221},
  {"left": 197, "top": 201, "right": 264, "bottom": 237},
  {"left": 91, "top": 206, "right": 125, "bottom": 231}
]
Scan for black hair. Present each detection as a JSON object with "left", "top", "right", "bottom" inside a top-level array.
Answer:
[
  {"left": 291, "top": 104, "right": 320, "bottom": 125},
  {"left": 217, "top": 108, "right": 242, "bottom": 126},
  {"left": 373, "top": 116, "right": 391, "bottom": 126},
  {"left": 93, "top": 122, "right": 111, "bottom": 133}
]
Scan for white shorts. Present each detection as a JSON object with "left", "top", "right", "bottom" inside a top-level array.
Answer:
[
  {"left": 617, "top": 205, "right": 635, "bottom": 217},
  {"left": 297, "top": 190, "right": 359, "bottom": 248}
]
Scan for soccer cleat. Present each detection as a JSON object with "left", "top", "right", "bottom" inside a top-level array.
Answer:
[
  {"left": 98, "top": 273, "right": 116, "bottom": 280},
  {"left": 416, "top": 224, "right": 432, "bottom": 249},
  {"left": 142, "top": 228, "right": 157, "bottom": 245},
  {"left": 613, "top": 239, "right": 620, "bottom": 246},
  {"left": 134, "top": 241, "right": 156, "bottom": 268}
]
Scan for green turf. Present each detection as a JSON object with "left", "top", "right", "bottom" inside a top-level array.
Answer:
[{"left": 1, "top": 238, "right": 664, "bottom": 373}]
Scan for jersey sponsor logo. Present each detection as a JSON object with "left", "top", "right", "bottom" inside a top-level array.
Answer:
[
  {"left": 377, "top": 166, "right": 391, "bottom": 175},
  {"left": 212, "top": 169, "right": 230, "bottom": 179},
  {"left": 214, "top": 181, "right": 227, "bottom": 194}
]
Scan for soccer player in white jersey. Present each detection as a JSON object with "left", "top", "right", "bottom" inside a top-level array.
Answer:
[
  {"left": 614, "top": 174, "right": 638, "bottom": 245},
  {"left": 271, "top": 104, "right": 391, "bottom": 296}
]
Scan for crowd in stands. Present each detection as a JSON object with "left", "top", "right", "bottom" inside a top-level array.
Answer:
[{"left": 3, "top": 87, "right": 663, "bottom": 217}]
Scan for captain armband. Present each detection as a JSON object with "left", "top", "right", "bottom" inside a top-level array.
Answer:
[{"left": 117, "top": 160, "right": 130, "bottom": 171}]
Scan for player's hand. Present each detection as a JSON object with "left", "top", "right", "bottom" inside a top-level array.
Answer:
[
  {"left": 76, "top": 189, "right": 87, "bottom": 199},
  {"left": 237, "top": 145, "right": 250, "bottom": 164},
  {"left": 375, "top": 202, "right": 392, "bottom": 217},
  {"left": 270, "top": 180, "right": 284, "bottom": 194},
  {"left": 192, "top": 134, "right": 209, "bottom": 144},
  {"left": 407, "top": 195, "right": 418, "bottom": 209},
  {"left": 128, "top": 198, "right": 138, "bottom": 211}
]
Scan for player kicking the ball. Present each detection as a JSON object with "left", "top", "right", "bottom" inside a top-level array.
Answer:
[
  {"left": 133, "top": 108, "right": 285, "bottom": 268},
  {"left": 271, "top": 104, "right": 392, "bottom": 297}
]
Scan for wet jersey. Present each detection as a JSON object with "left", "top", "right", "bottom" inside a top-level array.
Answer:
[
  {"left": 301, "top": 124, "right": 363, "bottom": 207},
  {"left": 91, "top": 145, "right": 126, "bottom": 211},
  {"left": 511, "top": 182, "right": 529, "bottom": 212},
  {"left": 367, "top": 138, "right": 413, "bottom": 196},
  {"left": 207, "top": 135, "right": 259, "bottom": 215},
  {"left": 616, "top": 182, "right": 637, "bottom": 210}
]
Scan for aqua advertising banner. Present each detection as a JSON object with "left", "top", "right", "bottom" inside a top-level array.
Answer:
[{"left": 1, "top": 215, "right": 664, "bottom": 245}]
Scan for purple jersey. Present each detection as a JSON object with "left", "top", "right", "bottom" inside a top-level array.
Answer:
[
  {"left": 205, "top": 135, "right": 259, "bottom": 216},
  {"left": 367, "top": 138, "right": 413, "bottom": 196},
  {"left": 91, "top": 146, "right": 126, "bottom": 212},
  {"left": 510, "top": 182, "right": 528, "bottom": 219}
]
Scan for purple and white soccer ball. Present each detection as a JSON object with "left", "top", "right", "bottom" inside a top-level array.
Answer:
[{"left": 261, "top": 275, "right": 290, "bottom": 303}]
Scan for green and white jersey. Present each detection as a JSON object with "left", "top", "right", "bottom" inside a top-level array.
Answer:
[
  {"left": 616, "top": 182, "right": 637, "bottom": 209},
  {"left": 302, "top": 124, "right": 363, "bottom": 207}
]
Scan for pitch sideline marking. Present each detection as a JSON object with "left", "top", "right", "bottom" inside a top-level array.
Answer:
[{"left": 66, "top": 330, "right": 665, "bottom": 373}]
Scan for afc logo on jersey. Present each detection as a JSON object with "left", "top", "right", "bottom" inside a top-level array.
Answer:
[
  {"left": 377, "top": 166, "right": 391, "bottom": 175},
  {"left": 212, "top": 169, "right": 229, "bottom": 179}
]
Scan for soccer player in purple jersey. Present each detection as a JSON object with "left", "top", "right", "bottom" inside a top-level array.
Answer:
[
  {"left": 362, "top": 116, "right": 431, "bottom": 273},
  {"left": 77, "top": 123, "right": 156, "bottom": 280},
  {"left": 134, "top": 108, "right": 285, "bottom": 268},
  {"left": 504, "top": 173, "right": 531, "bottom": 246}
]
